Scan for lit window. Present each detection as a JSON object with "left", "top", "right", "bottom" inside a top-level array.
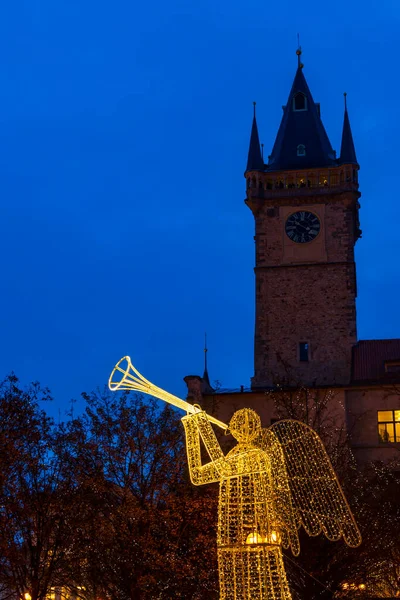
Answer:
[
  {"left": 293, "top": 93, "right": 307, "bottom": 111},
  {"left": 297, "top": 144, "right": 306, "bottom": 156},
  {"left": 378, "top": 410, "right": 400, "bottom": 443},
  {"left": 299, "top": 342, "right": 309, "bottom": 362}
]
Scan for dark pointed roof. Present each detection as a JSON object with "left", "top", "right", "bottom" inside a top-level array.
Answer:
[
  {"left": 202, "top": 336, "right": 214, "bottom": 393},
  {"left": 202, "top": 366, "right": 214, "bottom": 393},
  {"left": 268, "top": 67, "right": 336, "bottom": 171},
  {"left": 339, "top": 94, "right": 358, "bottom": 165},
  {"left": 246, "top": 104, "right": 264, "bottom": 172}
]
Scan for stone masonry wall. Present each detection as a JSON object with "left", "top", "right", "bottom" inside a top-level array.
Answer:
[{"left": 251, "top": 189, "right": 359, "bottom": 388}]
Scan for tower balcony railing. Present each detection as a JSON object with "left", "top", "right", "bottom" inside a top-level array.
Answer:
[{"left": 246, "top": 169, "right": 359, "bottom": 199}]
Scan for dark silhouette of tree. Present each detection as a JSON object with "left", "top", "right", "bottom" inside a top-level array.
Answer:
[
  {"left": 66, "top": 389, "right": 219, "bottom": 600},
  {"left": 0, "top": 379, "right": 219, "bottom": 600},
  {"left": 0, "top": 375, "right": 85, "bottom": 600}
]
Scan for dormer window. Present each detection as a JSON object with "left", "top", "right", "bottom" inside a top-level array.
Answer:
[
  {"left": 297, "top": 144, "right": 306, "bottom": 156},
  {"left": 293, "top": 93, "right": 307, "bottom": 111}
]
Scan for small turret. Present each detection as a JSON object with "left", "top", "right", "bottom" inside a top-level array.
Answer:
[
  {"left": 339, "top": 93, "right": 358, "bottom": 165},
  {"left": 246, "top": 102, "right": 264, "bottom": 172}
]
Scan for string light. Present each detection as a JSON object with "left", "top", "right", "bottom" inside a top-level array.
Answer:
[
  {"left": 109, "top": 358, "right": 362, "bottom": 599},
  {"left": 183, "top": 408, "right": 361, "bottom": 599}
]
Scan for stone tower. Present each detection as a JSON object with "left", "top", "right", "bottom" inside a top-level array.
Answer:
[{"left": 246, "top": 53, "right": 361, "bottom": 389}]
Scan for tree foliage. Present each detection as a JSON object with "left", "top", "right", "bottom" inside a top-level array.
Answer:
[{"left": 0, "top": 377, "right": 218, "bottom": 600}]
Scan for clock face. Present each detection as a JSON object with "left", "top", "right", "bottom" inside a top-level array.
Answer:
[{"left": 285, "top": 211, "right": 321, "bottom": 244}]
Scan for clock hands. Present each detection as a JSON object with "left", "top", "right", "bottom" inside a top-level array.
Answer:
[{"left": 285, "top": 211, "right": 321, "bottom": 244}]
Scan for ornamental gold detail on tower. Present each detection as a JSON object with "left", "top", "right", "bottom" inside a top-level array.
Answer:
[{"left": 109, "top": 356, "right": 362, "bottom": 600}]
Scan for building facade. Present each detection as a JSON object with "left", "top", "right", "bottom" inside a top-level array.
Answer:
[{"left": 185, "top": 53, "right": 400, "bottom": 464}]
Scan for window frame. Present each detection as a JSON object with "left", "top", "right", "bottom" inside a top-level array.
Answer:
[
  {"left": 293, "top": 93, "right": 308, "bottom": 112},
  {"left": 297, "top": 144, "right": 306, "bottom": 156},
  {"left": 299, "top": 342, "right": 309, "bottom": 362},
  {"left": 377, "top": 410, "right": 400, "bottom": 444}
]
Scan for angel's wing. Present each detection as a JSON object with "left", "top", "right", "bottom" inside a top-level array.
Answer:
[
  {"left": 267, "top": 419, "right": 361, "bottom": 548},
  {"left": 256, "top": 427, "right": 300, "bottom": 556}
]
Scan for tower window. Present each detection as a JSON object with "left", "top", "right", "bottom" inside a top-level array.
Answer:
[
  {"left": 299, "top": 342, "right": 309, "bottom": 362},
  {"left": 293, "top": 93, "right": 307, "bottom": 111},
  {"left": 297, "top": 144, "right": 306, "bottom": 156}
]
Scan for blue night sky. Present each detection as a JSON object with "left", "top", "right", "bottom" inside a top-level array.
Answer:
[{"left": 1, "top": 0, "right": 399, "bottom": 418}]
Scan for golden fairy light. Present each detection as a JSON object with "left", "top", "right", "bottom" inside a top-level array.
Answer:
[{"left": 109, "top": 357, "right": 362, "bottom": 600}]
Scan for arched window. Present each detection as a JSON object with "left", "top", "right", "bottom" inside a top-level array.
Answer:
[
  {"left": 297, "top": 144, "right": 306, "bottom": 156},
  {"left": 293, "top": 93, "right": 307, "bottom": 111}
]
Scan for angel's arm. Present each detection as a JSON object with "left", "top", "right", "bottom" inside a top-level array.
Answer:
[{"left": 182, "top": 410, "right": 231, "bottom": 486}]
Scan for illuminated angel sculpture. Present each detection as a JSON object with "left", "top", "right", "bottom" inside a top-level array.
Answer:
[
  {"left": 109, "top": 357, "right": 362, "bottom": 600},
  {"left": 182, "top": 407, "right": 361, "bottom": 600}
]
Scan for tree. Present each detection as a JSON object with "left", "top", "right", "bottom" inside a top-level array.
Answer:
[
  {"left": 0, "top": 378, "right": 220, "bottom": 600},
  {"left": 69, "top": 389, "right": 219, "bottom": 600},
  {"left": 0, "top": 375, "right": 85, "bottom": 600}
]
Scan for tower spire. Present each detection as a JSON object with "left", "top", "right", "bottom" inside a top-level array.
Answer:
[
  {"left": 339, "top": 92, "right": 358, "bottom": 165},
  {"left": 267, "top": 64, "right": 335, "bottom": 170},
  {"left": 204, "top": 332, "right": 209, "bottom": 378},
  {"left": 202, "top": 332, "right": 214, "bottom": 393},
  {"left": 245, "top": 102, "right": 264, "bottom": 172}
]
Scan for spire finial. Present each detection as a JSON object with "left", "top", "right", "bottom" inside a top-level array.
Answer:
[
  {"left": 296, "top": 34, "right": 303, "bottom": 69},
  {"left": 343, "top": 92, "right": 347, "bottom": 110},
  {"left": 253, "top": 101, "right": 256, "bottom": 118}
]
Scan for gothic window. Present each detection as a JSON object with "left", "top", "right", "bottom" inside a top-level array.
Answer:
[
  {"left": 297, "top": 144, "right": 306, "bottom": 156},
  {"left": 378, "top": 410, "right": 400, "bottom": 443},
  {"left": 299, "top": 342, "right": 309, "bottom": 362},
  {"left": 293, "top": 93, "right": 307, "bottom": 111}
]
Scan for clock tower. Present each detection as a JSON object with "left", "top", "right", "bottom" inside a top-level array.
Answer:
[{"left": 246, "top": 53, "right": 361, "bottom": 389}]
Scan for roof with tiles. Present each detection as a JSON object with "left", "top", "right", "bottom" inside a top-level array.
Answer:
[{"left": 352, "top": 339, "right": 400, "bottom": 384}]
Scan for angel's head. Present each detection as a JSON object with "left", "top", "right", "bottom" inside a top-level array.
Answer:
[{"left": 228, "top": 408, "right": 261, "bottom": 443}]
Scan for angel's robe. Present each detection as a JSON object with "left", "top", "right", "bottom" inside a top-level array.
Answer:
[{"left": 182, "top": 411, "right": 295, "bottom": 600}]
